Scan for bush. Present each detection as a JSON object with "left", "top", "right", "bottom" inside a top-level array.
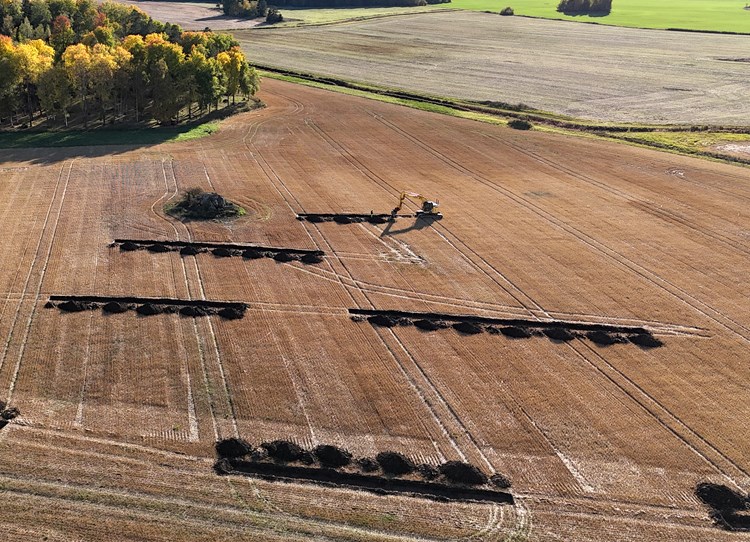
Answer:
[
  {"left": 508, "top": 119, "right": 532, "bottom": 130},
  {"left": 376, "top": 451, "right": 415, "bottom": 475},
  {"left": 557, "top": 0, "right": 611, "bottom": 14},
  {"left": 500, "top": 6, "right": 513, "bottom": 15},
  {"left": 266, "top": 8, "right": 283, "bottom": 23},
  {"left": 215, "top": 438, "right": 253, "bottom": 458},
  {"left": 439, "top": 461, "right": 488, "bottom": 485}
]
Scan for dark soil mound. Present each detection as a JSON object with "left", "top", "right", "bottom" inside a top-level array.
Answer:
[
  {"left": 368, "top": 215, "right": 387, "bottom": 224},
  {"left": 629, "top": 333, "right": 664, "bottom": 348},
  {"left": 120, "top": 241, "right": 140, "bottom": 251},
  {"left": 261, "top": 440, "right": 306, "bottom": 462},
  {"left": 543, "top": 327, "right": 575, "bottom": 341},
  {"left": 586, "top": 330, "right": 620, "bottom": 346},
  {"left": 181, "top": 305, "right": 209, "bottom": 317},
  {"left": 218, "top": 307, "right": 245, "bottom": 320},
  {"left": 298, "top": 451, "right": 316, "bottom": 465},
  {"left": 171, "top": 190, "right": 243, "bottom": 220},
  {"left": 357, "top": 457, "right": 380, "bottom": 473},
  {"left": 273, "top": 252, "right": 295, "bottom": 262},
  {"left": 180, "top": 245, "right": 201, "bottom": 256},
  {"left": 58, "top": 300, "right": 94, "bottom": 312},
  {"left": 0, "top": 407, "right": 20, "bottom": 420},
  {"left": 313, "top": 444, "right": 353, "bottom": 468},
  {"left": 368, "top": 314, "right": 399, "bottom": 327},
  {"left": 696, "top": 482, "right": 747, "bottom": 512},
  {"left": 453, "top": 321, "right": 483, "bottom": 335},
  {"left": 147, "top": 243, "right": 171, "bottom": 253},
  {"left": 250, "top": 447, "right": 269, "bottom": 462},
  {"left": 417, "top": 463, "right": 439, "bottom": 480},
  {"left": 500, "top": 326, "right": 531, "bottom": 339},
  {"left": 301, "top": 253, "right": 324, "bottom": 264},
  {"left": 485, "top": 326, "right": 501, "bottom": 334},
  {"left": 136, "top": 303, "right": 162, "bottom": 315},
  {"left": 490, "top": 473, "right": 512, "bottom": 489},
  {"left": 242, "top": 249, "right": 264, "bottom": 259},
  {"left": 414, "top": 319, "right": 441, "bottom": 331},
  {"left": 212, "top": 247, "right": 233, "bottom": 258},
  {"left": 44, "top": 301, "right": 55, "bottom": 308},
  {"left": 215, "top": 438, "right": 253, "bottom": 459},
  {"left": 102, "top": 301, "right": 128, "bottom": 314},
  {"left": 376, "top": 451, "right": 415, "bottom": 476},
  {"left": 439, "top": 461, "right": 488, "bottom": 485},
  {"left": 306, "top": 215, "right": 324, "bottom": 223},
  {"left": 333, "top": 215, "right": 353, "bottom": 224}
]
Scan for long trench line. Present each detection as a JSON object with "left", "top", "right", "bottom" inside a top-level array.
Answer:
[
  {"left": 243, "top": 92, "right": 476, "bottom": 462},
  {"left": 5, "top": 160, "right": 74, "bottom": 404},
  {"left": 373, "top": 113, "right": 750, "bottom": 345},
  {"left": 291, "top": 110, "right": 499, "bottom": 470}
]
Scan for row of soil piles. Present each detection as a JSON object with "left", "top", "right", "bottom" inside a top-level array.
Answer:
[
  {"left": 696, "top": 482, "right": 750, "bottom": 531},
  {"left": 115, "top": 239, "right": 325, "bottom": 265},
  {"left": 351, "top": 309, "right": 664, "bottom": 349},
  {"left": 296, "top": 213, "right": 407, "bottom": 224},
  {"left": 214, "top": 438, "right": 513, "bottom": 504},
  {"left": 46, "top": 295, "right": 247, "bottom": 320}
]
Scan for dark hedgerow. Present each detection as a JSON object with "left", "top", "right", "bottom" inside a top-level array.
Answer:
[{"left": 500, "top": 6, "right": 514, "bottom": 15}]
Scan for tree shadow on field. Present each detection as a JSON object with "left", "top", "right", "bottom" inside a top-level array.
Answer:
[
  {"left": 380, "top": 214, "right": 439, "bottom": 237},
  {"left": 0, "top": 144, "right": 138, "bottom": 166}
]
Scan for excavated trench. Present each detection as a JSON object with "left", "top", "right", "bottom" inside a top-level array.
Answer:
[
  {"left": 46, "top": 295, "right": 247, "bottom": 320},
  {"left": 296, "top": 213, "right": 412, "bottom": 224},
  {"left": 114, "top": 239, "right": 325, "bottom": 264},
  {"left": 350, "top": 308, "right": 664, "bottom": 348},
  {"left": 216, "top": 459, "right": 513, "bottom": 504}
]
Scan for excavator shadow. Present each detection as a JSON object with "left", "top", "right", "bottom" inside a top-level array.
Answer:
[{"left": 380, "top": 214, "right": 441, "bottom": 237}]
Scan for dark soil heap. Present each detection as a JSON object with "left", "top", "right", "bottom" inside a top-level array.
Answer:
[
  {"left": 216, "top": 438, "right": 253, "bottom": 459},
  {"left": 439, "top": 461, "right": 488, "bottom": 485},
  {"left": 261, "top": 440, "right": 307, "bottom": 462},
  {"left": 168, "top": 188, "right": 244, "bottom": 220},
  {"left": 313, "top": 444, "right": 353, "bottom": 468},
  {"left": 376, "top": 451, "right": 415, "bottom": 475}
]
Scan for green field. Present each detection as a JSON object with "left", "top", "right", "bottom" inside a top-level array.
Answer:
[{"left": 454, "top": 0, "right": 750, "bottom": 33}]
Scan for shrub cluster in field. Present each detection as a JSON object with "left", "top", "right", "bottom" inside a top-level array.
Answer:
[
  {"left": 0, "top": 0, "right": 260, "bottom": 128},
  {"left": 220, "top": 0, "right": 283, "bottom": 23},
  {"left": 557, "top": 0, "right": 611, "bottom": 14},
  {"left": 216, "top": 438, "right": 512, "bottom": 488}
]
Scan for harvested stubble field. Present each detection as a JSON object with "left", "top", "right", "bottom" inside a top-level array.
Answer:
[
  {"left": 236, "top": 11, "right": 750, "bottom": 124},
  {"left": 0, "top": 78, "right": 749, "bottom": 540},
  {"left": 103, "top": 0, "right": 264, "bottom": 30}
]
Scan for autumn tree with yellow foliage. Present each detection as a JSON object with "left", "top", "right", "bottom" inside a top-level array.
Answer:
[{"left": 0, "top": 0, "right": 259, "bottom": 128}]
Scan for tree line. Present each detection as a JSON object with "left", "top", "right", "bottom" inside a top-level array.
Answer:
[
  {"left": 0, "top": 0, "right": 259, "bottom": 128},
  {"left": 221, "top": 0, "right": 447, "bottom": 15},
  {"left": 557, "top": 0, "right": 612, "bottom": 14}
]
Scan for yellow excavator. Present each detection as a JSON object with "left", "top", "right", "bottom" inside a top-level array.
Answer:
[{"left": 390, "top": 191, "right": 442, "bottom": 220}]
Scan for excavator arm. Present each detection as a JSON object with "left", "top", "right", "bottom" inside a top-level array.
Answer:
[{"left": 390, "top": 191, "right": 441, "bottom": 219}]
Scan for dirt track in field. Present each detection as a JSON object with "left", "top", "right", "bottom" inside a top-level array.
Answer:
[
  {"left": 234, "top": 11, "right": 750, "bottom": 124},
  {"left": 0, "top": 79, "right": 749, "bottom": 540}
]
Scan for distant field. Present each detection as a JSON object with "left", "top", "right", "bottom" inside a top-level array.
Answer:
[
  {"left": 235, "top": 11, "right": 750, "bottom": 125},
  {"left": 454, "top": 0, "right": 750, "bottom": 34}
]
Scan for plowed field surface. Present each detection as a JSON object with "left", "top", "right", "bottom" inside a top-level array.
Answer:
[
  {"left": 0, "top": 79, "right": 748, "bottom": 540},
  {"left": 235, "top": 11, "right": 750, "bottom": 124}
]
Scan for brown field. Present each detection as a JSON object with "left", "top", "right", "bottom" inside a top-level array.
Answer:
[
  {"left": 234, "top": 11, "right": 750, "bottom": 125},
  {"left": 109, "top": 0, "right": 263, "bottom": 30},
  {"left": 0, "top": 78, "right": 749, "bottom": 540}
]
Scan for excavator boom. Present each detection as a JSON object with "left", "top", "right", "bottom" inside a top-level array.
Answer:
[{"left": 390, "top": 191, "right": 442, "bottom": 220}]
